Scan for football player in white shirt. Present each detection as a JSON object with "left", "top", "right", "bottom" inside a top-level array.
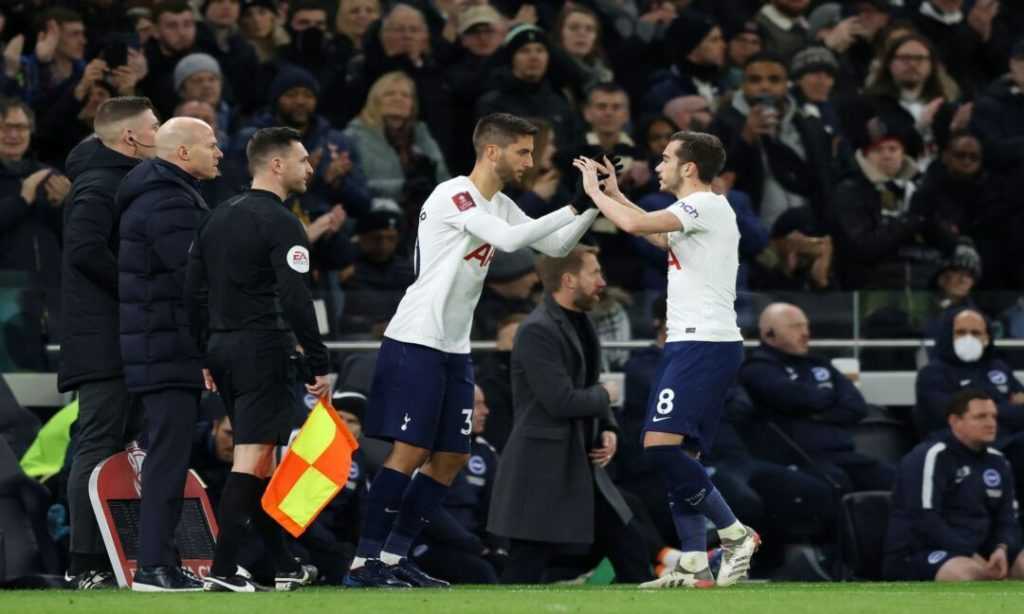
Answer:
[
  {"left": 346, "top": 113, "right": 600, "bottom": 588},
  {"left": 574, "top": 132, "right": 758, "bottom": 589}
]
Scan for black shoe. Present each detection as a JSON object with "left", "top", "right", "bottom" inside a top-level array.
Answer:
[
  {"left": 343, "top": 559, "right": 412, "bottom": 588},
  {"left": 275, "top": 563, "right": 317, "bottom": 591},
  {"left": 68, "top": 570, "right": 116, "bottom": 590},
  {"left": 132, "top": 565, "right": 203, "bottom": 592},
  {"left": 390, "top": 558, "right": 449, "bottom": 588},
  {"left": 203, "top": 573, "right": 258, "bottom": 592}
]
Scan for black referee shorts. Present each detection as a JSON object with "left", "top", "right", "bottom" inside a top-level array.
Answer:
[{"left": 207, "top": 330, "right": 300, "bottom": 445}]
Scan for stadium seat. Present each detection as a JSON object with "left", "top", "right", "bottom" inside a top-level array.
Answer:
[
  {"left": 839, "top": 491, "right": 891, "bottom": 581},
  {"left": 852, "top": 406, "right": 916, "bottom": 465}
]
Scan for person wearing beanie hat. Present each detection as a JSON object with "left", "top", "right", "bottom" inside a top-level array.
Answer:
[
  {"left": 174, "top": 53, "right": 223, "bottom": 103},
  {"left": 476, "top": 25, "right": 580, "bottom": 153},
  {"left": 790, "top": 46, "right": 843, "bottom": 138},
  {"left": 643, "top": 11, "right": 725, "bottom": 114},
  {"left": 722, "top": 19, "right": 763, "bottom": 90}
]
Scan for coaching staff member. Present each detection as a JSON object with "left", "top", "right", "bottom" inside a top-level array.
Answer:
[
  {"left": 489, "top": 245, "right": 653, "bottom": 584},
  {"left": 118, "top": 117, "right": 221, "bottom": 592},
  {"left": 186, "top": 127, "right": 330, "bottom": 592},
  {"left": 60, "top": 97, "right": 159, "bottom": 589}
]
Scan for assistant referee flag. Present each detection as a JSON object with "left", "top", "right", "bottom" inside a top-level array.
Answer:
[{"left": 262, "top": 396, "right": 359, "bottom": 537}]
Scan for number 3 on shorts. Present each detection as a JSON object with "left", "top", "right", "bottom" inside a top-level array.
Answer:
[
  {"left": 460, "top": 408, "right": 473, "bottom": 435},
  {"left": 656, "top": 388, "right": 675, "bottom": 415}
]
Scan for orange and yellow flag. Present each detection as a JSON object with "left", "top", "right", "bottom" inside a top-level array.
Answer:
[{"left": 261, "top": 396, "right": 359, "bottom": 538}]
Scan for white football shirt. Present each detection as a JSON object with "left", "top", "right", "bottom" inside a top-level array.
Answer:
[
  {"left": 385, "top": 176, "right": 526, "bottom": 354},
  {"left": 663, "top": 191, "right": 743, "bottom": 343}
]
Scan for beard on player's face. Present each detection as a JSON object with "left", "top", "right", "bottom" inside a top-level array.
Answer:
[{"left": 494, "top": 153, "right": 523, "bottom": 187}]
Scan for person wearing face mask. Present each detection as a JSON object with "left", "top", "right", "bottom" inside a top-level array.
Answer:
[{"left": 914, "top": 308, "right": 1024, "bottom": 446}]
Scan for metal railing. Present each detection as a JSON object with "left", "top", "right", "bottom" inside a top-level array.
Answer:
[{"left": 44, "top": 338, "right": 1024, "bottom": 354}]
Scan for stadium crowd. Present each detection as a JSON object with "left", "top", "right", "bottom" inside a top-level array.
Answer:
[{"left": 1, "top": 0, "right": 1024, "bottom": 588}]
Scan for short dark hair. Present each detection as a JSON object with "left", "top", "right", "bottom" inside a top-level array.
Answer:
[
  {"left": 289, "top": 0, "right": 329, "bottom": 21},
  {"left": 37, "top": 7, "right": 83, "bottom": 30},
  {"left": 472, "top": 113, "right": 539, "bottom": 156},
  {"left": 0, "top": 97, "right": 35, "bottom": 132},
  {"left": 585, "top": 82, "right": 628, "bottom": 105},
  {"left": 95, "top": 97, "right": 154, "bottom": 130},
  {"left": 947, "top": 389, "right": 993, "bottom": 418},
  {"left": 536, "top": 244, "right": 599, "bottom": 293},
  {"left": 743, "top": 50, "right": 788, "bottom": 72},
  {"left": 246, "top": 126, "right": 303, "bottom": 174},
  {"left": 153, "top": 1, "right": 194, "bottom": 23},
  {"left": 670, "top": 131, "right": 726, "bottom": 183}
]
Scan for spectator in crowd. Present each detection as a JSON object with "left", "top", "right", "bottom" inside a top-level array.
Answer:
[
  {"left": 805, "top": 1, "right": 890, "bottom": 102},
  {"left": 476, "top": 24, "right": 580, "bottom": 153},
  {"left": 748, "top": 206, "right": 834, "bottom": 291},
  {"left": 117, "top": 117, "right": 221, "bottom": 591},
  {"left": 413, "top": 385, "right": 505, "bottom": 584},
  {"left": 190, "top": 395, "right": 235, "bottom": 509},
  {"left": 580, "top": 83, "right": 647, "bottom": 197},
  {"left": 59, "top": 96, "right": 159, "bottom": 590},
  {"left": 922, "top": 252, "right": 981, "bottom": 344},
  {"left": 909, "top": 0, "right": 1008, "bottom": 96},
  {"left": 174, "top": 53, "right": 232, "bottom": 137},
  {"left": 591, "top": 287, "right": 633, "bottom": 371},
  {"left": 721, "top": 19, "right": 763, "bottom": 90},
  {"left": 237, "top": 65, "right": 370, "bottom": 214},
  {"left": 197, "top": 0, "right": 262, "bottom": 110},
  {"left": 553, "top": 4, "right": 613, "bottom": 91},
  {"left": 20, "top": 8, "right": 87, "bottom": 109},
  {"left": 276, "top": 0, "right": 347, "bottom": 117},
  {"left": 914, "top": 308, "right": 1024, "bottom": 445},
  {"left": 884, "top": 389, "right": 1024, "bottom": 582},
  {"left": 755, "top": 0, "right": 812, "bottom": 61},
  {"left": 344, "top": 70, "right": 449, "bottom": 221},
  {"left": 355, "top": 3, "right": 456, "bottom": 160},
  {"left": 335, "top": 0, "right": 380, "bottom": 54},
  {"left": 339, "top": 208, "right": 415, "bottom": 335},
  {"left": 238, "top": 0, "right": 288, "bottom": 66},
  {"left": 912, "top": 130, "right": 1021, "bottom": 290},
  {"left": 789, "top": 46, "right": 843, "bottom": 145},
  {"left": 971, "top": 39, "right": 1024, "bottom": 172},
  {"left": 0, "top": 98, "right": 70, "bottom": 282},
  {"left": 472, "top": 248, "right": 539, "bottom": 341},
  {"left": 507, "top": 118, "right": 568, "bottom": 218},
  {"left": 448, "top": 5, "right": 508, "bottom": 173},
  {"left": 34, "top": 67, "right": 125, "bottom": 170},
  {"left": 829, "top": 114, "right": 934, "bottom": 290},
  {"left": 861, "top": 33, "right": 963, "bottom": 166},
  {"left": 742, "top": 303, "right": 893, "bottom": 493},
  {"left": 644, "top": 11, "right": 725, "bottom": 114},
  {"left": 489, "top": 246, "right": 652, "bottom": 584},
  {"left": 475, "top": 313, "right": 526, "bottom": 453},
  {"left": 710, "top": 51, "right": 833, "bottom": 230}
]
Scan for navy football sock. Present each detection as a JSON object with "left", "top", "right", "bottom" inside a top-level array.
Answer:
[
  {"left": 667, "top": 490, "right": 708, "bottom": 554},
  {"left": 645, "top": 444, "right": 738, "bottom": 529},
  {"left": 381, "top": 472, "right": 449, "bottom": 558},
  {"left": 354, "top": 467, "right": 411, "bottom": 560}
]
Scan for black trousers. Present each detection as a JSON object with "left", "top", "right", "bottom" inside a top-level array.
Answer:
[
  {"left": 67, "top": 377, "right": 134, "bottom": 568},
  {"left": 138, "top": 387, "right": 200, "bottom": 567},
  {"left": 502, "top": 493, "right": 653, "bottom": 584},
  {"left": 414, "top": 543, "right": 500, "bottom": 584}
]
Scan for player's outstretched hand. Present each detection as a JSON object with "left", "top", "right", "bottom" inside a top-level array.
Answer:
[
  {"left": 572, "top": 157, "right": 602, "bottom": 198},
  {"left": 598, "top": 156, "right": 624, "bottom": 200}
]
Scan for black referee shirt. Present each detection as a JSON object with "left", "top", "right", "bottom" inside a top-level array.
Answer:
[{"left": 185, "top": 188, "right": 329, "bottom": 375}]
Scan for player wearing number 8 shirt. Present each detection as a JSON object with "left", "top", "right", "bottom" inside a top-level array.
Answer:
[
  {"left": 574, "top": 132, "right": 757, "bottom": 590},
  {"left": 345, "top": 114, "right": 600, "bottom": 588}
]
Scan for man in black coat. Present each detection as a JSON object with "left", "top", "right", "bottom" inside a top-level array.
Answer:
[
  {"left": 970, "top": 40, "right": 1024, "bottom": 172},
  {"left": 117, "top": 116, "right": 222, "bottom": 591},
  {"left": 59, "top": 96, "right": 159, "bottom": 589},
  {"left": 741, "top": 303, "right": 893, "bottom": 493},
  {"left": 488, "top": 246, "right": 653, "bottom": 584}
]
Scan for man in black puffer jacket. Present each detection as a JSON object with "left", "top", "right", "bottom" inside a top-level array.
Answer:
[
  {"left": 59, "top": 97, "right": 159, "bottom": 589},
  {"left": 117, "top": 116, "right": 222, "bottom": 592}
]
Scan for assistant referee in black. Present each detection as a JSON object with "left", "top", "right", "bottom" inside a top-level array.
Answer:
[{"left": 185, "top": 127, "right": 331, "bottom": 592}]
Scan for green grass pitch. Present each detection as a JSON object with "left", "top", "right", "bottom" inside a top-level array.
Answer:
[{"left": 4, "top": 583, "right": 1024, "bottom": 614}]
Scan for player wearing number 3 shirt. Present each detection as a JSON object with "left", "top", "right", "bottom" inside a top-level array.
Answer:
[
  {"left": 573, "top": 131, "right": 757, "bottom": 590},
  {"left": 345, "top": 114, "right": 598, "bottom": 588}
]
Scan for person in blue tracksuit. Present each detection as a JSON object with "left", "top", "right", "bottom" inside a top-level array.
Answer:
[
  {"left": 884, "top": 389, "right": 1024, "bottom": 582},
  {"left": 411, "top": 385, "right": 507, "bottom": 584},
  {"left": 741, "top": 303, "right": 893, "bottom": 492}
]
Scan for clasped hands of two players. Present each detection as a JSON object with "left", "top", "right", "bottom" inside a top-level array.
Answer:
[{"left": 571, "top": 156, "right": 624, "bottom": 212}]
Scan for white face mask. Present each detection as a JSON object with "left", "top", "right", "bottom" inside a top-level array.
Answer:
[{"left": 953, "top": 335, "right": 984, "bottom": 362}]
